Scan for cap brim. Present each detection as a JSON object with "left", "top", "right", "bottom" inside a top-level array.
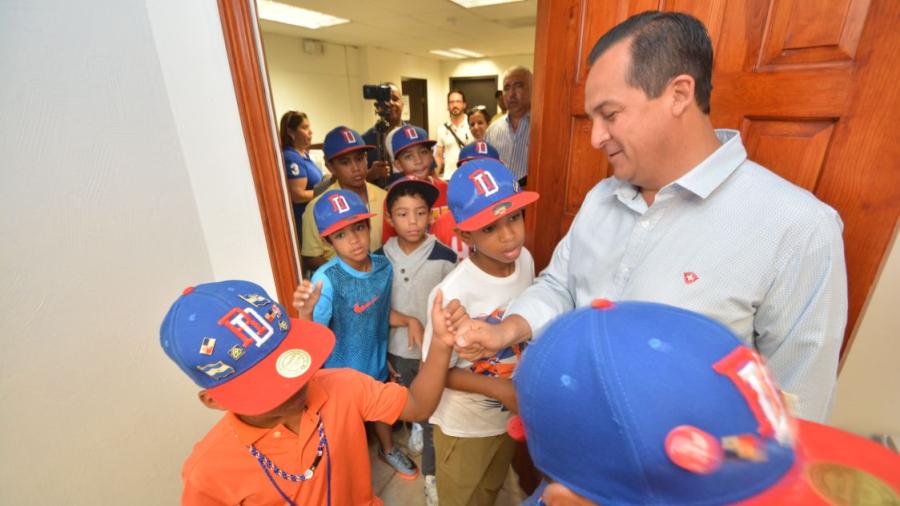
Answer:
[
  {"left": 396, "top": 139, "right": 437, "bottom": 157},
  {"left": 457, "top": 191, "right": 539, "bottom": 232},
  {"left": 735, "top": 420, "right": 900, "bottom": 505},
  {"left": 207, "top": 318, "right": 335, "bottom": 416},
  {"left": 319, "top": 212, "right": 377, "bottom": 237},
  {"left": 327, "top": 144, "right": 375, "bottom": 161},
  {"left": 387, "top": 179, "right": 439, "bottom": 208}
]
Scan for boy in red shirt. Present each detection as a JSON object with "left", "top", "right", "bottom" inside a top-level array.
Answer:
[{"left": 161, "top": 280, "right": 460, "bottom": 505}]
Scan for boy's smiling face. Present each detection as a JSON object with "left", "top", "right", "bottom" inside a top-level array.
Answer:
[
  {"left": 327, "top": 220, "right": 371, "bottom": 270},
  {"left": 387, "top": 194, "right": 431, "bottom": 247},
  {"left": 460, "top": 209, "right": 525, "bottom": 276},
  {"left": 393, "top": 144, "right": 434, "bottom": 179}
]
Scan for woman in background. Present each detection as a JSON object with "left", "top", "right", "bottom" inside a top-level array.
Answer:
[
  {"left": 279, "top": 111, "right": 323, "bottom": 243},
  {"left": 467, "top": 105, "right": 493, "bottom": 142}
]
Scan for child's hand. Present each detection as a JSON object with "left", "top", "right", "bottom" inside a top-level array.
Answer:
[
  {"left": 429, "top": 290, "right": 456, "bottom": 349},
  {"left": 387, "top": 360, "right": 402, "bottom": 383},
  {"left": 407, "top": 317, "right": 424, "bottom": 351},
  {"left": 292, "top": 280, "right": 322, "bottom": 320}
]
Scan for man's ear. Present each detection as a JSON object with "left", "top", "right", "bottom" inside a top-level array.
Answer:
[
  {"left": 198, "top": 390, "right": 227, "bottom": 411},
  {"left": 668, "top": 73, "right": 696, "bottom": 117},
  {"left": 541, "top": 482, "right": 596, "bottom": 505}
]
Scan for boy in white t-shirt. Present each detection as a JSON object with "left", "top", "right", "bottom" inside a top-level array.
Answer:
[{"left": 421, "top": 158, "right": 539, "bottom": 505}]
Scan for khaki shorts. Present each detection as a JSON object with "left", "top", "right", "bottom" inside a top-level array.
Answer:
[{"left": 432, "top": 425, "right": 516, "bottom": 506}]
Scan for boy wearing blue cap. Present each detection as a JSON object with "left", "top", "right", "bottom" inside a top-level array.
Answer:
[
  {"left": 160, "top": 279, "right": 461, "bottom": 505},
  {"left": 298, "top": 188, "right": 421, "bottom": 479},
  {"left": 421, "top": 158, "right": 540, "bottom": 505},
  {"left": 514, "top": 300, "right": 900, "bottom": 505},
  {"left": 300, "top": 126, "right": 387, "bottom": 272}
]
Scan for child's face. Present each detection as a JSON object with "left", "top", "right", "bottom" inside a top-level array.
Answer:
[
  {"left": 387, "top": 195, "right": 431, "bottom": 245},
  {"left": 393, "top": 145, "right": 434, "bottom": 179},
  {"left": 327, "top": 150, "right": 368, "bottom": 191},
  {"left": 328, "top": 220, "right": 371, "bottom": 267},
  {"left": 463, "top": 209, "right": 525, "bottom": 264}
]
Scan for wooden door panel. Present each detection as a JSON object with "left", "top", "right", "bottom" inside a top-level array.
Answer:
[
  {"left": 741, "top": 118, "right": 836, "bottom": 191},
  {"left": 565, "top": 117, "right": 610, "bottom": 216}
]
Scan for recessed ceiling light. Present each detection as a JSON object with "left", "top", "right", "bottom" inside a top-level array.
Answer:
[
  {"left": 430, "top": 50, "right": 466, "bottom": 59},
  {"left": 448, "top": 0, "right": 526, "bottom": 8},
  {"left": 449, "top": 48, "right": 484, "bottom": 58},
  {"left": 257, "top": 0, "right": 349, "bottom": 29}
]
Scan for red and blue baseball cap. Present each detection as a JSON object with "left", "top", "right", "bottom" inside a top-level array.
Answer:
[
  {"left": 457, "top": 140, "right": 500, "bottom": 167},
  {"left": 160, "top": 280, "right": 335, "bottom": 416},
  {"left": 313, "top": 189, "right": 375, "bottom": 237},
  {"left": 323, "top": 126, "right": 373, "bottom": 162},
  {"left": 391, "top": 125, "right": 436, "bottom": 159},
  {"left": 386, "top": 175, "right": 440, "bottom": 209},
  {"left": 514, "top": 300, "right": 900, "bottom": 505},
  {"left": 448, "top": 158, "right": 539, "bottom": 231}
]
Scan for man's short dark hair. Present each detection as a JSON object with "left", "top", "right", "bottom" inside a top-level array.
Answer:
[
  {"left": 386, "top": 186, "right": 432, "bottom": 215},
  {"left": 448, "top": 89, "right": 466, "bottom": 102},
  {"left": 588, "top": 11, "right": 713, "bottom": 113}
]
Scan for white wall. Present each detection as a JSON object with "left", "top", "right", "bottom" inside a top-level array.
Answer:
[
  {"left": 0, "top": 0, "right": 272, "bottom": 503},
  {"left": 830, "top": 229, "right": 900, "bottom": 437}
]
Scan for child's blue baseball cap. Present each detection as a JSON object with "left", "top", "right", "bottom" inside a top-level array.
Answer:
[
  {"left": 160, "top": 280, "right": 335, "bottom": 416},
  {"left": 457, "top": 140, "right": 500, "bottom": 167},
  {"left": 391, "top": 125, "right": 436, "bottom": 159},
  {"left": 313, "top": 189, "right": 375, "bottom": 237},
  {"left": 323, "top": 126, "right": 373, "bottom": 162},
  {"left": 514, "top": 300, "right": 900, "bottom": 505},
  {"left": 447, "top": 158, "right": 538, "bottom": 231}
]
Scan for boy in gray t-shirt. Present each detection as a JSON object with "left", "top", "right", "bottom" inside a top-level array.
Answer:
[{"left": 375, "top": 176, "right": 457, "bottom": 502}]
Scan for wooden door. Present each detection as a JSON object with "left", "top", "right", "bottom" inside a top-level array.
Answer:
[{"left": 527, "top": 0, "right": 900, "bottom": 356}]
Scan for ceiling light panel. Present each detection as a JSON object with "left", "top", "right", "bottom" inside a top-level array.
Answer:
[
  {"left": 430, "top": 50, "right": 466, "bottom": 59},
  {"left": 449, "top": 48, "right": 484, "bottom": 58},
  {"left": 257, "top": 0, "right": 349, "bottom": 29}
]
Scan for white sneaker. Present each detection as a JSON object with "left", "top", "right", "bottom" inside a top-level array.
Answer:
[
  {"left": 409, "top": 422, "right": 424, "bottom": 455},
  {"left": 424, "top": 475, "right": 438, "bottom": 506}
]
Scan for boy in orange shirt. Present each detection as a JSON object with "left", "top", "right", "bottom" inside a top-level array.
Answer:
[{"left": 161, "top": 279, "right": 460, "bottom": 505}]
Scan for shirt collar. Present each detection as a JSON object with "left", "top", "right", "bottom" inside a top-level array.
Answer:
[
  {"left": 505, "top": 112, "right": 530, "bottom": 128},
  {"left": 672, "top": 129, "right": 746, "bottom": 199},
  {"left": 226, "top": 374, "right": 330, "bottom": 447}
]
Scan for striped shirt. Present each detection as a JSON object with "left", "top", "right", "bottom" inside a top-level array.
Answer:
[
  {"left": 485, "top": 112, "right": 530, "bottom": 181},
  {"left": 507, "top": 129, "right": 847, "bottom": 422}
]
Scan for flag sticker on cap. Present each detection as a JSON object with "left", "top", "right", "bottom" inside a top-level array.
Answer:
[
  {"left": 341, "top": 129, "right": 356, "bottom": 143},
  {"left": 264, "top": 305, "right": 282, "bottom": 322},
  {"left": 239, "top": 293, "right": 271, "bottom": 308},
  {"left": 721, "top": 434, "right": 767, "bottom": 462},
  {"left": 197, "top": 361, "right": 236, "bottom": 380},
  {"left": 470, "top": 169, "right": 499, "bottom": 197},
  {"left": 218, "top": 307, "right": 274, "bottom": 349},
  {"left": 665, "top": 425, "right": 724, "bottom": 474},
  {"left": 404, "top": 126, "right": 418, "bottom": 139},
  {"left": 329, "top": 193, "right": 351, "bottom": 214},
  {"left": 199, "top": 337, "right": 216, "bottom": 355}
]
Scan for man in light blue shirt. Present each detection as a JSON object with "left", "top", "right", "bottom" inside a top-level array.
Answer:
[
  {"left": 456, "top": 13, "right": 847, "bottom": 423},
  {"left": 485, "top": 66, "right": 532, "bottom": 185}
]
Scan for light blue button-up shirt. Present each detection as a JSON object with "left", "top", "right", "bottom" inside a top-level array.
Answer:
[{"left": 508, "top": 130, "right": 847, "bottom": 422}]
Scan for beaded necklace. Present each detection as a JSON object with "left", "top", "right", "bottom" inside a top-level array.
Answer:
[{"left": 247, "top": 413, "right": 331, "bottom": 506}]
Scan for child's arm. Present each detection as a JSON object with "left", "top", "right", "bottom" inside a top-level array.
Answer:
[
  {"left": 291, "top": 278, "right": 333, "bottom": 325},
  {"left": 389, "top": 309, "right": 424, "bottom": 351},
  {"left": 398, "top": 290, "right": 461, "bottom": 421},
  {"left": 446, "top": 368, "right": 519, "bottom": 414}
]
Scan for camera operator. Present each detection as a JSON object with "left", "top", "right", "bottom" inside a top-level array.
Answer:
[{"left": 362, "top": 82, "right": 406, "bottom": 187}]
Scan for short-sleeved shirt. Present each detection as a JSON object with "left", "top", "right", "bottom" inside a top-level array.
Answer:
[
  {"left": 376, "top": 235, "right": 457, "bottom": 359},
  {"left": 181, "top": 368, "right": 408, "bottom": 506},
  {"left": 300, "top": 181, "right": 387, "bottom": 260},
  {"left": 284, "top": 148, "right": 323, "bottom": 233},
  {"left": 381, "top": 175, "right": 450, "bottom": 244},
  {"left": 312, "top": 254, "right": 393, "bottom": 381}
]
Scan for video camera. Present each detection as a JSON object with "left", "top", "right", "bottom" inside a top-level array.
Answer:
[{"left": 361, "top": 84, "right": 395, "bottom": 181}]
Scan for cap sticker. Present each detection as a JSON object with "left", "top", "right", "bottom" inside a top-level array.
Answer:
[
  {"left": 198, "top": 337, "right": 216, "bottom": 355},
  {"left": 492, "top": 202, "right": 512, "bottom": 216},
  {"left": 721, "top": 434, "right": 767, "bottom": 462},
  {"left": 197, "top": 361, "right": 236, "bottom": 380},
  {"left": 239, "top": 293, "right": 271, "bottom": 308},
  {"left": 279, "top": 320, "right": 289, "bottom": 331},
  {"left": 264, "top": 305, "right": 282, "bottom": 322},
  {"left": 806, "top": 462, "right": 899, "bottom": 506},
  {"left": 665, "top": 425, "right": 723, "bottom": 474},
  {"left": 228, "top": 345, "right": 245, "bottom": 361},
  {"left": 275, "top": 349, "right": 312, "bottom": 379}
]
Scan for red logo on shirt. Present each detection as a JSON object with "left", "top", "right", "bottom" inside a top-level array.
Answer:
[
  {"left": 683, "top": 272, "right": 700, "bottom": 285},
  {"left": 353, "top": 296, "right": 380, "bottom": 314}
]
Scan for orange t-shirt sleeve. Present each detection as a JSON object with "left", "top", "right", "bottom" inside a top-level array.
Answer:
[
  {"left": 182, "top": 481, "right": 228, "bottom": 506},
  {"left": 355, "top": 373, "right": 409, "bottom": 424}
]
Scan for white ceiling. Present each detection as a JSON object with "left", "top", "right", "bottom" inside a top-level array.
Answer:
[{"left": 257, "top": 0, "right": 537, "bottom": 60}]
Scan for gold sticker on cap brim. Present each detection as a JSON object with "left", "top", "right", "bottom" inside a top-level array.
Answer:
[
  {"left": 807, "top": 462, "right": 899, "bottom": 506},
  {"left": 276, "top": 349, "right": 312, "bottom": 379},
  {"left": 492, "top": 202, "right": 512, "bottom": 216}
]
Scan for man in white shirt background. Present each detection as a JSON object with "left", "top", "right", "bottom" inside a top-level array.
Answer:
[{"left": 435, "top": 90, "right": 472, "bottom": 181}]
